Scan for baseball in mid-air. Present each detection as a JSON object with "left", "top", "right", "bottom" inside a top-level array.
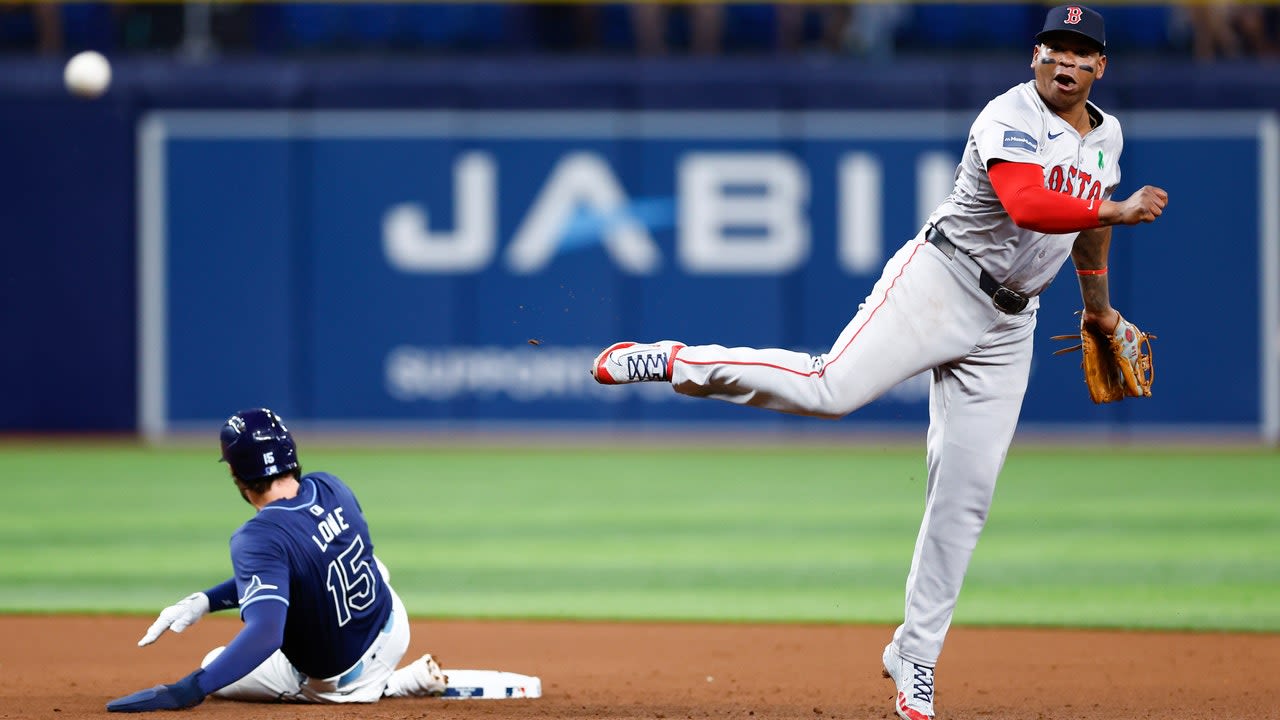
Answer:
[{"left": 64, "top": 50, "right": 112, "bottom": 99}]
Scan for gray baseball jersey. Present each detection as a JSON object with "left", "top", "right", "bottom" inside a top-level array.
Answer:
[
  {"left": 649, "top": 80, "right": 1129, "bottom": 667},
  {"left": 928, "top": 79, "right": 1123, "bottom": 296}
]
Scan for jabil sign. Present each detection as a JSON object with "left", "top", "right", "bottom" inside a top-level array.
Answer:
[{"left": 382, "top": 149, "right": 957, "bottom": 276}]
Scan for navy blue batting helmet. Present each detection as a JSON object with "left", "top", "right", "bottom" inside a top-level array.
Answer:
[{"left": 219, "top": 408, "right": 299, "bottom": 481}]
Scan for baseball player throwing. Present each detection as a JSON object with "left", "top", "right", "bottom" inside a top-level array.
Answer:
[
  {"left": 107, "top": 408, "right": 447, "bottom": 712},
  {"left": 591, "top": 6, "right": 1166, "bottom": 720}
]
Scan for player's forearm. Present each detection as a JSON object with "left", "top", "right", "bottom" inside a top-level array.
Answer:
[
  {"left": 1071, "top": 226, "right": 1109, "bottom": 270},
  {"left": 1072, "top": 228, "right": 1117, "bottom": 328},
  {"left": 203, "top": 578, "right": 239, "bottom": 612},
  {"left": 1095, "top": 199, "right": 1126, "bottom": 226},
  {"left": 196, "top": 601, "right": 286, "bottom": 695},
  {"left": 1076, "top": 274, "right": 1112, "bottom": 321}
]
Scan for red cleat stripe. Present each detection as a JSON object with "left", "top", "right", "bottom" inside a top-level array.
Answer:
[
  {"left": 592, "top": 342, "right": 636, "bottom": 384},
  {"left": 897, "top": 691, "right": 933, "bottom": 720}
]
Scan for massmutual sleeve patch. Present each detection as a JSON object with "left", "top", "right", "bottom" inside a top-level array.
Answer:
[{"left": 1002, "top": 130, "right": 1038, "bottom": 153}]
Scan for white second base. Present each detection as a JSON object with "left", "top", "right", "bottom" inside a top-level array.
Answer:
[{"left": 440, "top": 669, "right": 542, "bottom": 699}]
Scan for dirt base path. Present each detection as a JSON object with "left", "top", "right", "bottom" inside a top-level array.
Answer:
[{"left": 2, "top": 616, "right": 1276, "bottom": 719}]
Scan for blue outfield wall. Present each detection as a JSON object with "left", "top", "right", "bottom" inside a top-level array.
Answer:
[{"left": 1, "top": 56, "right": 1277, "bottom": 438}]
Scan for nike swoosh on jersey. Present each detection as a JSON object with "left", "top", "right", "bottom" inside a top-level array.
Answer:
[{"left": 1047, "top": 131, "right": 1065, "bottom": 140}]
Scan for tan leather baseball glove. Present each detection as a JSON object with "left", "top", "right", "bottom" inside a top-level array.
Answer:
[{"left": 1052, "top": 312, "right": 1155, "bottom": 404}]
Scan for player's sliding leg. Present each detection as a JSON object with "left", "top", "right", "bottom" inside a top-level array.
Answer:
[
  {"left": 202, "top": 586, "right": 417, "bottom": 703},
  {"left": 201, "top": 647, "right": 304, "bottom": 701}
]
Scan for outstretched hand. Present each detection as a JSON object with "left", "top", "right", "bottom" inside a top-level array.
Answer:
[
  {"left": 106, "top": 670, "right": 205, "bottom": 713},
  {"left": 138, "top": 592, "right": 211, "bottom": 647},
  {"left": 1101, "top": 185, "right": 1168, "bottom": 225}
]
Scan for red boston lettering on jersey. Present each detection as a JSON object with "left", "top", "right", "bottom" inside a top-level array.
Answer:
[
  {"left": 1047, "top": 166, "right": 1064, "bottom": 192},
  {"left": 1048, "top": 164, "right": 1102, "bottom": 202},
  {"left": 1065, "top": 6, "right": 1083, "bottom": 24}
]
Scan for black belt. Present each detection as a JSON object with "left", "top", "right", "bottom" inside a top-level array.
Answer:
[{"left": 925, "top": 225, "right": 1029, "bottom": 314}]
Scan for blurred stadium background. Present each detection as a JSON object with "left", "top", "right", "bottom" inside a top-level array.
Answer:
[
  {"left": 1, "top": 0, "right": 1277, "bottom": 634},
  {"left": 2, "top": 2, "right": 1277, "bottom": 58},
  {"left": 0, "top": 0, "right": 1277, "bottom": 443}
]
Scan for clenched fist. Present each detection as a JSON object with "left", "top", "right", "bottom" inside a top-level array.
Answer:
[{"left": 1100, "top": 185, "right": 1168, "bottom": 225}]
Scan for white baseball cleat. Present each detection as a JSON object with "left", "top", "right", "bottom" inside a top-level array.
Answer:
[
  {"left": 882, "top": 643, "right": 935, "bottom": 720},
  {"left": 591, "top": 341, "right": 685, "bottom": 384},
  {"left": 384, "top": 653, "right": 449, "bottom": 698}
]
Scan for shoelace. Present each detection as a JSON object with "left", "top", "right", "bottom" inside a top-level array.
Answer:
[
  {"left": 909, "top": 662, "right": 934, "bottom": 705},
  {"left": 625, "top": 351, "right": 669, "bottom": 381}
]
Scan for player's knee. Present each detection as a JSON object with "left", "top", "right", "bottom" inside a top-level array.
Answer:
[
  {"left": 801, "top": 398, "right": 848, "bottom": 419},
  {"left": 810, "top": 385, "right": 864, "bottom": 419},
  {"left": 201, "top": 646, "right": 226, "bottom": 669}
]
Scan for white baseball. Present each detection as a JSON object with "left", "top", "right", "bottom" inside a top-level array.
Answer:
[{"left": 64, "top": 50, "right": 112, "bottom": 99}]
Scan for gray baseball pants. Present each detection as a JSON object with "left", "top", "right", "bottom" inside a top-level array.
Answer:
[{"left": 670, "top": 229, "right": 1036, "bottom": 667}]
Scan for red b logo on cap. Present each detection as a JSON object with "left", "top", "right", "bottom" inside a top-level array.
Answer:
[{"left": 1065, "top": 6, "right": 1083, "bottom": 24}]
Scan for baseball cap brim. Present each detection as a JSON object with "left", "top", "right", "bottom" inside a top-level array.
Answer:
[{"left": 1035, "top": 28, "right": 1105, "bottom": 53}]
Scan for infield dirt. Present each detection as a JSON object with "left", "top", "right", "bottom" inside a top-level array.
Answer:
[{"left": 2, "top": 616, "right": 1276, "bottom": 719}]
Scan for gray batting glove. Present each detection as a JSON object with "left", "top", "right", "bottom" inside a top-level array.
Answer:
[{"left": 137, "top": 592, "right": 211, "bottom": 647}]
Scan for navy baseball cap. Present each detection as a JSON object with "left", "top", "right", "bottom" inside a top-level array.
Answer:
[{"left": 1036, "top": 5, "right": 1106, "bottom": 52}]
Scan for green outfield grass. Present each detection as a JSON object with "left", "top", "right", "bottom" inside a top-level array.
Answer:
[{"left": 1, "top": 442, "right": 1276, "bottom": 631}]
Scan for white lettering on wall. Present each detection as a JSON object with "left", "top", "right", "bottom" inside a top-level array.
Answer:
[
  {"left": 506, "top": 152, "right": 660, "bottom": 275},
  {"left": 382, "top": 152, "right": 496, "bottom": 273},
  {"left": 678, "top": 153, "right": 809, "bottom": 274},
  {"left": 838, "top": 152, "right": 882, "bottom": 275},
  {"left": 381, "top": 150, "right": 958, "bottom": 277},
  {"left": 916, "top": 151, "right": 957, "bottom": 229}
]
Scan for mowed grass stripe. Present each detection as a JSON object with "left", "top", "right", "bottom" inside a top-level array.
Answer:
[{"left": 0, "top": 444, "right": 1275, "bottom": 630}]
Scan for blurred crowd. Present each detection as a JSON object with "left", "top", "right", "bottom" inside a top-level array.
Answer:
[{"left": 1, "top": 2, "right": 1277, "bottom": 62}]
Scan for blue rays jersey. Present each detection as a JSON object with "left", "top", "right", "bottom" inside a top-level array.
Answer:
[{"left": 229, "top": 472, "right": 392, "bottom": 680}]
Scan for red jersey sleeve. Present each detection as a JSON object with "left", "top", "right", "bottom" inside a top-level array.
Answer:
[{"left": 988, "top": 161, "right": 1103, "bottom": 233}]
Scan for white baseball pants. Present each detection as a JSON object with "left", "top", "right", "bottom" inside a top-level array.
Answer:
[
  {"left": 671, "top": 228, "right": 1036, "bottom": 667},
  {"left": 200, "top": 581, "right": 431, "bottom": 702}
]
